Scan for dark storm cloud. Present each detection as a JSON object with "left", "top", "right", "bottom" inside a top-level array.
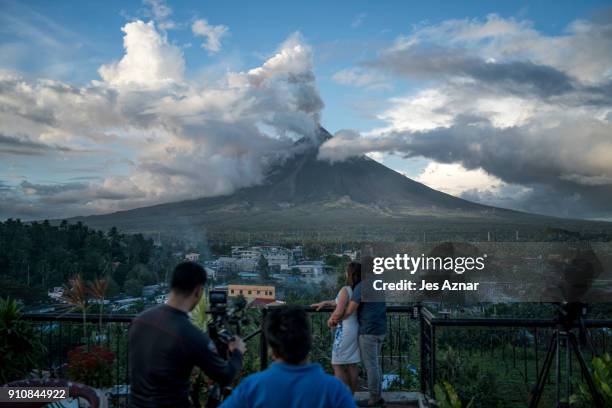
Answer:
[
  {"left": 321, "top": 14, "right": 612, "bottom": 219},
  {"left": 20, "top": 180, "right": 88, "bottom": 196},
  {"left": 461, "top": 182, "right": 612, "bottom": 221},
  {"left": 320, "top": 115, "right": 612, "bottom": 219},
  {"left": 0, "top": 133, "right": 75, "bottom": 156},
  {"left": 323, "top": 119, "right": 609, "bottom": 187},
  {"left": 18, "top": 180, "right": 144, "bottom": 206},
  {"left": 0, "top": 180, "right": 10, "bottom": 191},
  {"left": 367, "top": 46, "right": 579, "bottom": 99}
]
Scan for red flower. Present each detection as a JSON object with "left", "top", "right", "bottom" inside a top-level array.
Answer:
[{"left": 67, "top": 344, "right": 116, "bottom": 387}]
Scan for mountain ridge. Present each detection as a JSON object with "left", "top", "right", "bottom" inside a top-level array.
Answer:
[{"left": 68, "top": 127, "right": 611, "bottom": 239}]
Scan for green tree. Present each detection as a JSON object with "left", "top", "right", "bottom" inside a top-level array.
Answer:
[
  {"left": 105, "top": 276, "right": 120, "bottom": 298},
  {"left": 124, "top": 279, "right": 143, "bottom": 297},
  {"left": 257, "top": 254, "right": 270, "bottom": 280},
  {"left": 127, "top": 263, "right": 157, "bottom": 285},
  {"left": 0, "top": 298, "right": 44, "bottom": 383}
]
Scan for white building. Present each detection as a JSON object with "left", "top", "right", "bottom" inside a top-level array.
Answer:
[
  {"left": 252, "top": 246, "right": 292, "bottom": 270},
  {"left": 185, "top": 252, "right": 200, "bottom": 262},
  {"left": 292, "top": 261, "right": 333, "bottom": 283},
  {"left": 48, "top": 287, "right": 64, "bottom": 301},
  {"left": 204, "top": 266, "right": 216, "bottom": 280},
  {"left": 217, "top": 256, "right": 256, "bottom": 274},
  {"left": 334, "top": 250, "right": 359, "bottom": 261},
  {"left": 226, "top": 245, "right": 293, "bottom": 271}
]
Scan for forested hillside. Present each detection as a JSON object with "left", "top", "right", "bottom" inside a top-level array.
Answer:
[{"left": 0, "top": 219, "right": 176, "bottom": 303}]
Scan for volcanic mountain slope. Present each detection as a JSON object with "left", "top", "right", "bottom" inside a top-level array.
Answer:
[{"left": 70, "top": 127, "right": 610, "bottom": 238}]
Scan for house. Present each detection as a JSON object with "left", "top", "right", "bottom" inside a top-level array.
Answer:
[
  {"left": 48, "top": 287, "right": 64, "bottom": 301},
  {"left": 252, "top": 246, "right": 293, "bottom": 269},
  {"left": 292, "top": 261, "right": 333, "bottom": 283},
  {"left": 334, "top": 249, "right": 359, "bottom": 261},
  {"left": 185, "top": 252, "right": 200, "bottom": 262},
  {"left": 217, "top": 256, "right": 256, "bottom": 274},
  {"left": 228, "top": 284, "right": 275, "bottom": 302},
  {"left": 204, "top": 266, "right": 216, "bottom": 280},
  {"left": 248, "top": 298, "right": 276, "bottom": 309}
]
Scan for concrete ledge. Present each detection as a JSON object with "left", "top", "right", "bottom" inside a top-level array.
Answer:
[{"left": 354, "top": 391, "right": 424, "bottom": 406}]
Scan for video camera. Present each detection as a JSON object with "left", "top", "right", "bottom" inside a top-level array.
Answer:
[
  {"left": 207, "top": 290, "right": 249, "bottom": 357},
  {"left": 201, "top": 290, "right": 250, "bottom": 408}
]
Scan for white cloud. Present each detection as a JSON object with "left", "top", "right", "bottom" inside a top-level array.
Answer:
[
  {"left": 331, "top": 67, "right": 389, "bottom": 90},
  {"left": 192, "top": 19, "right": 229, "bottom": 53},
  {"left": 394, "top": 13, "right": 612, "bottom": 84},
  {"left": 375, "top": 89, "right": 454, "bottom": 132},
  {"left": 98, "top": 20, "right": 184, "bottom": 90},
  {"left": 0, "top": 23, "right": 323, "bottom": 219},
  {"left": 414, "top": 162, "right": 504, "bottom": 197},
  {"left": 318, "top": 14, "right": 612, "bottom": 218},
  {"left": 240, "top": 33, "right": 313, "bottom": 85},
  {"left": 142, "top": 0, "right": 175, "bottom": 29},
  {"left": 366, "top": 151, "right": 384, "bottom": 162},
  {"left": 143, "top": 0, "right": 171, "bottom": 20}
]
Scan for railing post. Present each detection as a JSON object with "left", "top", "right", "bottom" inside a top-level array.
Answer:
[
  {"left": 430, "top": 323, "right": 436, "bottom": 393},
  {"left": 418, "top": 303, "right": 428, "bottom": 395},
  {"left": 259, "top": 308, "right": 268, "bottom": 370},
  {"left": 419, "top": 305, "right": 436, "bottom": 398}
]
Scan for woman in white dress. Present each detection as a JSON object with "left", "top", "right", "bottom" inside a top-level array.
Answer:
[{"left": 311, "top": 262, "right": 361, "bottom": 393}]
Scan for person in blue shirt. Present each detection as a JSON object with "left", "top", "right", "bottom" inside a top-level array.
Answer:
[{"left": 220, "top": 305, "right": 357, "bottom": 408}]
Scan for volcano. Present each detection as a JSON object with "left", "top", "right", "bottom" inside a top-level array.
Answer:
[{"left": 70, "top": 127, "right": 610, "bottom": 240}]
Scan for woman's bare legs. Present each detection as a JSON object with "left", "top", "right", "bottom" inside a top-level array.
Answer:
[
  {"left": 333, "top": 364, "right": 350, "bottom": 390},
  {"left": 347, "top": 363, "right": 359, "bottom": 394}
]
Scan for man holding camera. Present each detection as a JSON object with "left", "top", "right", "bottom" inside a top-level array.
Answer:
[{"left": 129, "top": 261, "right": 246, "bottom": 408}]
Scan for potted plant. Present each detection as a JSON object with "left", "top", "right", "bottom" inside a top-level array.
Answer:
[{"left": 0, "top": 297, "right": 45, "bottom": 383}]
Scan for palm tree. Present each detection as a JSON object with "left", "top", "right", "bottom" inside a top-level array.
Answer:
[
  {"left": 90, "top": 277, "right": 108, "bottom": 337},
  {"left": 62, "top": 275, "right": 88, "bottom": 341}
]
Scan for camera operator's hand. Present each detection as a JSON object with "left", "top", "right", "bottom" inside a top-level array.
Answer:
[{"left": 228, "top": 336, "right": 247, "bottom": 355}]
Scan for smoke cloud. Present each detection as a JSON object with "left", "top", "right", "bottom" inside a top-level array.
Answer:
[{"left": 0, "top": 20, "right": 323, "bottom": 219}]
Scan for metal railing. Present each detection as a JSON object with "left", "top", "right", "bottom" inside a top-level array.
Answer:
[
  {"left": 22, "top": 313, "right": 133, "bottom": 406},
  {"left": 418, "top": 306, "right": 612, "bottom": 406},
  {"left": 20, "top": 306, "right": 612, "bottom": 407}
]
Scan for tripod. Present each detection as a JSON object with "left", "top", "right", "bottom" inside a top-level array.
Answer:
[{"left": 528, "top": 321, "right": 604, "bottom": 407}]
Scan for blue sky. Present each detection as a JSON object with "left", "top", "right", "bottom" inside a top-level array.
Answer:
[
  {"left": 3, "top": 0, "right": 607, "bottom": 129},
  {"left": 1, "top": 0, "right": 612, "bottom": 220}
]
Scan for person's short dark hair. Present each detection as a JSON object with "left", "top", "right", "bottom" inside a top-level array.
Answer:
[
  {"left": 264, "top": 305, "right": 312, "bottom": 364},
  {"left": 170, "top": 261, "right": 206, "bottom": 296}
]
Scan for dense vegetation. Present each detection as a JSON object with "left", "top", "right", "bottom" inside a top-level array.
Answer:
[
  {"left": 0, "top": 219, "right": 177, "bottom": 303},
  {"left": 0, "top": 297, "right": 45, "bottom": 383}
]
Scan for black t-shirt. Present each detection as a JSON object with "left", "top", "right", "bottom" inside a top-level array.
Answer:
[{"left": 128, "top": 304, "right": 243, "bottom": 408}]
